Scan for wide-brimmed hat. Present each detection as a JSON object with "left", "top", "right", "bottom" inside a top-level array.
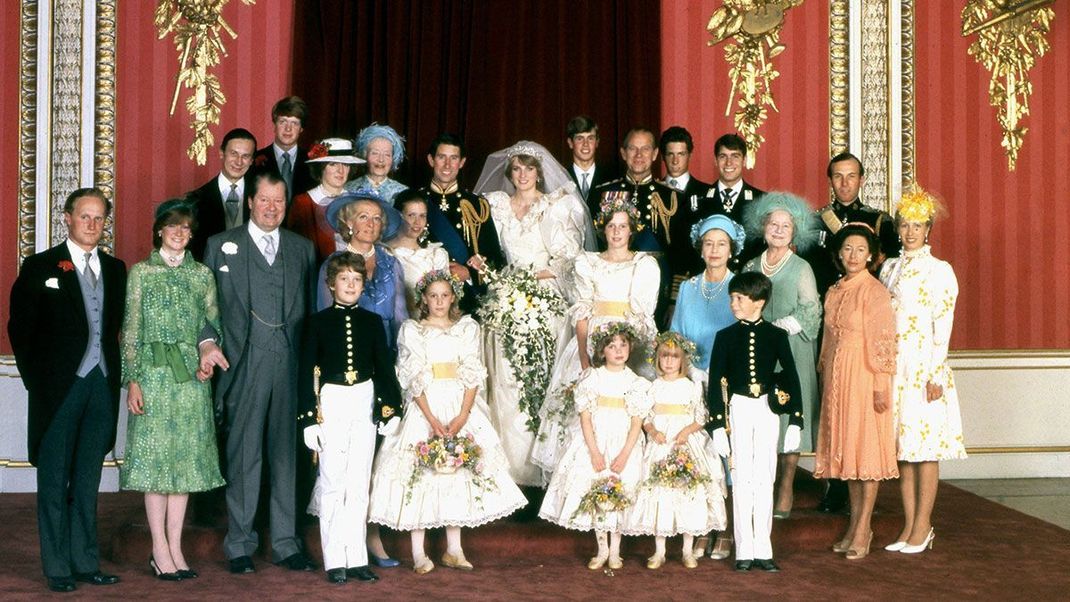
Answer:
[
  {"left": 306, "top": 138, "right": 366, "bottom": 165},
  {"left": 325, "top": 189, "right": 402, "bottom": 241}
]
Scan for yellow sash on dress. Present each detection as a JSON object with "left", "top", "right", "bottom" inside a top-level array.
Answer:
[
  {"left": 653, "top": 403, "right": 690, "bottom": 415},
  {"left": 593, "top": 300, "right": 629, "bottom": 317},
  {"left": 597, "top": 396, "right": 626, "bottom": 409},
  {"left": 432, "top": 362, "right": 459, "bottom": 379}
]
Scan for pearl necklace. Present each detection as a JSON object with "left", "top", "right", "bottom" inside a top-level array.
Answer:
[
  {"left": 700, "top": 273, "right": 729, "bottom": 302},
  {"left": 760, "top": 249, "right": 793, "bottom": 278},
  {"left": 348, "top": 244, "right": 376, "bottom": 259}
]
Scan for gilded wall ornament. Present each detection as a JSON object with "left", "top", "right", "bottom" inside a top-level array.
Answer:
[
  {"left": 707, "top": 0, "right": 803, "bottom": 168},
  {"left": 962, "top": 0, "right": 1055, "bottom": 171},
  {"left": 155, "top": 0, "right": 255, "bottom": 165}
]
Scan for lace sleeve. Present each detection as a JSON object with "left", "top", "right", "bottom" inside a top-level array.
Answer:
[
  {"left": 456, "top": 317, "right": 489, "bottom": 390},
  {"left": 793, "top": 260, "right": 823, "bottom": 341},
  {"left": 863, "top": 279, "right": 898, "bottom": 383},
  {"left": 927, "top": 259, "right": 959, "bottom": 385},
  {"left": 120, "top": 263, "right": 144, "bottom": 386},
  {"left": 569, "top": 252, "right": 596, "bottom": 325},
  {"left": 573, "top": 369, "right": 599, "bottom": 414},
  {"left": 396, "top": 320, "right": 432, "bottom": 402},
  {"left": 624, "top": 373, "right": 654, "bottom": 418}
]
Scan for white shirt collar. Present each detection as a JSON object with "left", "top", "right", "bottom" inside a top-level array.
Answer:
[
  {"left": 66, "top": 239, "right": 99, "bottom": 274},
  {"left": 717, "top": 179, "right": 744, "bottom": 197},
  {"left": 217, "top": 173, "right": 245, "bottom": 200},
  {"left": 666, "top": 172, "right": 691, "bottom": 190},
  {"left": 308, "top": 185, "right": 334, "bottom": 206},
  {"left": 247, "top": 220, "right": 278, "bottom": 243},
  {"left": 573, "top": 163, "right": 595, "bottom": 179},
  {"left": 273, "top": 143, "right": 296, "bottom": 165}
]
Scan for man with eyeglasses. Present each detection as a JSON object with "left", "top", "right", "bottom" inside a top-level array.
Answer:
[{"left": 253, "top": 96, "right": 315, "bottom": 209}]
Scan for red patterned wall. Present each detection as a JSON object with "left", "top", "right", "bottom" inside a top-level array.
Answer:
[
  {"left": 1, "top": 8, "right": 23, "bottom": 353},
  {"left": 659, "top": 0, "right": 831, "bottom": 209},
  {"left": 916, "top": 3, "right": 1070, "bottom": 349}
]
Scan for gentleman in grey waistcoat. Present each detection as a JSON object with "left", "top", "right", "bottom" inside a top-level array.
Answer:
[
  {"left": 199, "top": 171, "right": 318, "bottom": 574},
  {"left": 8, "top": 188, "right": 126, "bottom": 592}
]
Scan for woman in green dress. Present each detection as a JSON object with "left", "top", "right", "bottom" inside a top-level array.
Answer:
[
  {"left": 742, "top": 192, "right": 822, "bottom": 518},
  {"left": 120, "top": 199, "right": 225, "bottom": 580}
]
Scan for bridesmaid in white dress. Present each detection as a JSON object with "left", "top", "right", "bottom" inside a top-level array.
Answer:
[
  {"left": 472, "top": 141, "right": 590, "bottom": 486},
  {"left": 530, "top": 198, "right": 660, "bottom": 477},
  {"left": 878, "top": 189, "right": 966, "bottom": 555},
  {"left": 367, "top": 271, "right": 526, "bottom": 574},
  {"left": 385, "top": 189, "right": 449, "bottom": 315}
]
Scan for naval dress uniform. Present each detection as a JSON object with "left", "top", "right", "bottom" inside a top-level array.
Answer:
[
  {"left": 298, "top": 302, "right": 403, "bottom": 573},
  {"left": 707, "top": 318, "right": 802, "bottom": 563},
  {"left": 593, "top": 175, "right": 682, "bottom": 329}
]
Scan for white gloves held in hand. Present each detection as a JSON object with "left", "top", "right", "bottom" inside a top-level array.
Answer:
[
  {"left": 783, "top": 424, "right": 802, "bottom": 453},
  {"left": 712, "top": 428, "right": 731, "bottom": 458},
  {"left": 772, "top": 316, "right": 803, "bottom": 336},
  {"left": 303, "top": 425, "right": 324, "bottom": 453}
]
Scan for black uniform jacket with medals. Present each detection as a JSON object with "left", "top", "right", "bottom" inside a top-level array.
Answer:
[
  {"left": 420, "top": 183, "right": 506, "bottom": 271},
  {"left": 807, "top": 199, "right": 901, "bottom": 296},
  {"left": 706, "top": 318, "right": 803, "bottom": 430},
  {"left": 298, "top": 303, "right": 402, "bottom": 428}
]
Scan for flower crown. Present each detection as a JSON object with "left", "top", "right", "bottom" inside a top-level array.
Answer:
[
  {"left": 895, "top": 185, "right": 944, "bottom": 224},
  {"left": 595, "top": 191, "right": 645, "bottom": 231},
  {"left": 506, "top": 143, "right": 544, "bottom": 162},
  {"left": 414, "top": 269, "right": 465, "bottom": 301},
  {"left": 652, "top": 331, "right": 698, "bottom": 366},
  {"left": 590, "top": 320, "right": 641, "bottom": 350}
]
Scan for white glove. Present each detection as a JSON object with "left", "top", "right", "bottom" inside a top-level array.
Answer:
[
  {"left": 773, "top": 316, "right": 803, "bottom": 336},
  {"left": 303, "top": 425, "right": 324, "bottom": 453},
  {"left": 783, "top": 424, "right": 802, "bottom": 453},
  {"left": 712, "top": 428, "right": 731, "bottom": 458},
  {"left": 377, "top": 417, "right": 400, "bottom": 437}
]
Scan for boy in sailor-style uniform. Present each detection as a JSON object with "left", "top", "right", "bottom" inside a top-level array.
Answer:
[
  {"left": 707, "top": 272, "right": 802, "bottom": 572},
  {"left": 298, "top": 252, "right": 402, "bottom": 584}
]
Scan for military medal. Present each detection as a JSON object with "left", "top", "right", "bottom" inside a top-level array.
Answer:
[
  {"left": 439, "top": 195, "right": 450, "bottom": 212},
  {"left": 345, "top": 369, "right": 358, "bottom": 385}
]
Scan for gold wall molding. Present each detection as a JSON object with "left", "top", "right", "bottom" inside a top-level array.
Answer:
[
  {"left": 17, "top": 1, "right": 37, "bottom": 263},
  {"left": 900, "top": 0, "right": 916, "bottom": 186},
  {"left": 95, "top": 0, "right": 117, "bottom": 252},
  {"left": 859, "top": 0, "right": 890, "bottom": 211},
  {"left": 828, "top": 0, "right": 850, "bottom": 158},
  {"left": 50, "top": 0, "right": 84, "bottom": 247}
]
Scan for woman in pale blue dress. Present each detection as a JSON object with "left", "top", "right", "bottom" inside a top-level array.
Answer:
[{"left": 345, "top": 123, "right": 409, "bottom": 206}]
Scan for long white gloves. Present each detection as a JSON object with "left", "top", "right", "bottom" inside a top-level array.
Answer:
[
  {"left": 303, "top": 425, "right": 324, "bottom": 453},
  {"left": 712, "top": 428, "right": 731, "bottom": 457},
  {"left": 783, "top": 424, "right": 802, "bottom": 453},
  {"left": 377, "top": 417, "right": 400, "bottom": 437},
  {"left": 772, "top": 316, "right": 803, "bottom": 336}
]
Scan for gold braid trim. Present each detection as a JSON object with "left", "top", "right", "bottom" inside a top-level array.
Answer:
[
  {"left": 820, "top": 208, "right": 842, "bottom": 234},
  {"left": 459, "top": 197, "right": 490, "bottom": 255},
  {"left": 648, "top": 190, "right": 678, "bottom": 243}
]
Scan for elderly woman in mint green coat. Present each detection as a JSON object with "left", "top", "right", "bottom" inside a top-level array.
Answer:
[{"left": 742, "top": 192, "right": 822, "bottom": 519}]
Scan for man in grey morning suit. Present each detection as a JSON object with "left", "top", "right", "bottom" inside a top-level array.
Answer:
[{"left": 199, "top": 171, "right": 318, "bottom": 574}]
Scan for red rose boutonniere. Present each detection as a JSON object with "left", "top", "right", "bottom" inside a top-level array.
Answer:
[
  {"left": 307, "top": 143, "right": 329, "bottom": 161},
  {"left": 58, "top": 260, "right": 75, "bottom": 272},
  {"left": 254, "top": 154, "right": 268, "bottom": 168}
]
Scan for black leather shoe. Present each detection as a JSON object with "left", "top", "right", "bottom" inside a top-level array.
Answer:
[
  {"left": 326, "top": 568, "right": 347, "bottom": 584},
  {"left": 228, "top": 556, "right": 256, "bottom": 574},
  {"left": 46, "top": 577, "right": 76, "bottom": 592},
  {"left": 346, "top": 566, "right": 379, "bottom": 582},
  {"left": 734, "top": 560, "right": 753, "bottom": 572},
  {"left": 176, "top": 568, "right": 198, "bottom": 579},
  {"left": 73, "top": 571, "right": 120, "bottom": 585},
  {"left": 753, "top": 558, "right": 780, "bottom": 572},
  {"left": 277, "top": 552, "right": 317, "bottom": 571}
]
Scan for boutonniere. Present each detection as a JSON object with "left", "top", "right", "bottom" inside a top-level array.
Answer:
[
  {"left": 58, "top": 260, "right": 75, "bottom": 272},
  {"left": 744, "top": 190, "right": 753, "bottom": 201},
  {"left": 45, "top": 277, "right": 60, "bottom": 289},
  {"left": 221, "top": 241, "right": 239, "bottom": 255},
  {"left": 254, "top": 154, "right": 268, "bottom": 167}
]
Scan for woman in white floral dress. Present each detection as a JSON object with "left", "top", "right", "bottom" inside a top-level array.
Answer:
[
  {"left": 473, "top": 141, "right": 590, "bottom": 486},
  {"left": 367, "top": 271, "right": 526, "bottom": 573},
  {"left": 530, "top": 199, "right": 660, "bottom": 477},
  {"left": 878, "top": 188, "right": 966, "bottom": 555}
]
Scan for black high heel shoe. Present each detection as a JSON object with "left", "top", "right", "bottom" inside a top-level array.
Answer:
[
  {"left": 149, "top": 556, "right": 184, "bottom": 581},
  {"left": 176, "top": 568, "right": 198, "bottom": 579}
]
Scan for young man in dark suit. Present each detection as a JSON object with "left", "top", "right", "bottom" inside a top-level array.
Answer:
[
  {"left": 252, "top": 96, "right": 315, "bottom": 208},
  {"left": 8, "top": 188, "right": 127, "bottom": 593},
  {"left": 565, "top": 115, "right": 617, "bottom": 216},
  {"left": 660, "top": 125, "right": 715, "bottom": 277},
  {"left": 708, "top": 133, "right": 766, "bottom": 269},
  {"left": 186, "top": 128, "right": 257, "bottom": 261}
]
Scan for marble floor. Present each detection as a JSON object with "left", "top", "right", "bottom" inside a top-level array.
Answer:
[{"left": 950, "top": 478, "right": 1070, "bottom": 530}]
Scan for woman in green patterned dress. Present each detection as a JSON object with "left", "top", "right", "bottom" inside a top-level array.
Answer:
[{"left": 120, "top": 199, "right": 225, "bottom": 580}]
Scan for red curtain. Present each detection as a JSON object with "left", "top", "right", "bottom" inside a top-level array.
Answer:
[{"left": 291, "top": 0, "right": 661, "bottom": 187}]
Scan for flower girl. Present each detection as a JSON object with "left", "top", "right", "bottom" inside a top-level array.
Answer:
[
  {"left": 538, "top": 322, "right": 652, "bottom": 570},
  {"left": 626, "top": 332, "right": 727, "bottom": 569},
  {"left": 367, "top": 270, "right": 526, "bottom": 574}
]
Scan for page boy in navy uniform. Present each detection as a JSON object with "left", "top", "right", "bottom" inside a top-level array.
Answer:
[{"left": 707, "top": 271, "right": 802, "bottom": 573}]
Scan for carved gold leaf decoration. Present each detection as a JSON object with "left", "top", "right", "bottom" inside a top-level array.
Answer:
[
  {"left": 707, "top": 0, "right": 803, "bottom": 168},
  {"left": 155, "top": 0, "right": 255, "bottom": 165},
  {"left": 962, "top": 0, "right": 1055, "bottom": 171}
]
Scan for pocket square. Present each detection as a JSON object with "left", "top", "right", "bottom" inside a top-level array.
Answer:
[
  {"left": 45, "top": 277, "right": 60, "bottom": 289},
  {"left": 218, "top": 265, "right": 230, "bottom": 273}
]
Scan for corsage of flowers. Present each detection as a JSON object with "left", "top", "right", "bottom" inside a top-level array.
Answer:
[{"left": 58, "top": 260, "right": 75, "bottom": 272}]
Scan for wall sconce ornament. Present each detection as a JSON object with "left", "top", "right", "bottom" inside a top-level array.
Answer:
[
  {"left": 962, "top": 0, "right": 1055, "bottom": 171},
  {"left": 707, "top": 0, "right": 803, "bottom": 168},
  {"left": 155, "top": 0, "right": 256, "bottom": 165}
]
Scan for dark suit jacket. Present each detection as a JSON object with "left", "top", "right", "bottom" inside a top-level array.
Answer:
[
  {"left": 186, "top": 176, "right": 252, "bottom": 261},
  {"left": 252, "top": 145, "right": 315, "bottom": 203},
  {"left": 202, "top": 226, "right": 317, "bottom": 406},
  {"left": 568, "top": 162, "right": 618, "bottom": 216},
  {"left": 8, "top": 243, "right": 127, "bottom": 465}
]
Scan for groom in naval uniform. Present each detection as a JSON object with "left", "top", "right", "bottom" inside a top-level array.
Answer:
[
  {"left": 200, "top": 171, "right": 318, "bottom": 574},
  {"left": 8, "top": 188, "right": 126, "bottom": 593}
]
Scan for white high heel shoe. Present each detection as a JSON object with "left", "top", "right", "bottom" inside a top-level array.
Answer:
[
  {"left": 884, "top": 540, "right": 908, "bottom": 552},
  {"left": 899, "top": 528, "right": 935, "bottom": 554}
]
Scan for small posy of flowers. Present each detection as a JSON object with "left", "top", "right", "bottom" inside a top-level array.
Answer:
[
  {"left": 405, "top": 433, "right": 493, "bottom": 504},
  {"left": 643, "top": 446, "right": 711, "bottom": 491},
  {"left": 477, "top": 266, "right": 566, "bottom": 433},
  {"left": 58, "top": 260, "right": 75, "bottom": 272},
  {"left": 307, "top": 142, "right": 329, "bottom": 161},
  {"left": 571, "top": 474, "right": 632, "bottom": 523}
]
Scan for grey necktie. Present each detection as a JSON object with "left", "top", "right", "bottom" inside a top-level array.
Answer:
[
  {"left": 84, "top": 252, "right": 98, "bottom": 288},
  {"left": 669, "top": 177, "right": 680, "bottom": 190},
  {"left": 225, "top": 184, "right": 239, "bottom": 227},
  {"left": 262, "top": 234, "right": 277, "bottom": 265},
  {"left": 580, "top": 172, "right": 590, "bottom": 199},
  {"left": 722, "top": 188, "right": 736, "bottom": 212},
  {"left": 280, "top": 152, "right": 293, "bottom": 193}
]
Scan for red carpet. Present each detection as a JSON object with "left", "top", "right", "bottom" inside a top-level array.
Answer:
[{"left": 1, "top": 475, "right": 1068, "bottom": 599}]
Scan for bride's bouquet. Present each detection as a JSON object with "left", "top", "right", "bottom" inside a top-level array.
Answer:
[
  {"left": 571, "top": 474, "right": 632, "bottom": 523},
  {"left": 478, "top": 266, "right": 567, "bottom": 433},
  {"left": 643, "top": 446, "right": 711, "bottom": 491}
]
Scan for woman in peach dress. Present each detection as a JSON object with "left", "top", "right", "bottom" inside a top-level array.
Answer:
[{"left": 813, "top": 223, "right": 898, "bottom": 561}]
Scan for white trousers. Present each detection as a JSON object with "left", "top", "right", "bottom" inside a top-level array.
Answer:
[
  {"left": 316, "top": 382, "right": 376, "bottom": 570},
  {"left": 728, "top": 393, "right": 778, "bottom": 561}
]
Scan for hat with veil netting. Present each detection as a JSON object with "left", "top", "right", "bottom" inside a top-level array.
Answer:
[{"left": 473, "top": 140, "right": 597, "bottom": 250}]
